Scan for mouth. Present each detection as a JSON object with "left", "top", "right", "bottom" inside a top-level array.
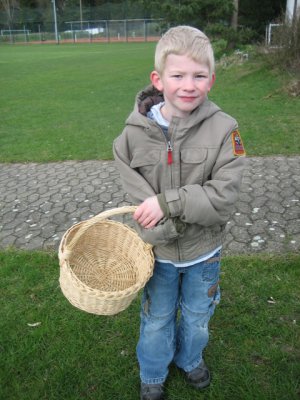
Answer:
[{"left": 180, "top": 96, "right": 197, "bottom": 102}]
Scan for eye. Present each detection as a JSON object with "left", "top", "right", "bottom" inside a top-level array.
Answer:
[
  {"left": 195, "top": 74, "right": 206, "bottom": 80},
  {"left": 171, "top": 74, "right": 182, "bottom": 79}
]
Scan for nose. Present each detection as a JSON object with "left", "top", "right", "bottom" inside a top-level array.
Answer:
[{"left": 182, "top": 77, "right": 195, "bottom": 91}]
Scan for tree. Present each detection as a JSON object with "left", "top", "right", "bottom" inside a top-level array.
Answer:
[
  {"left": 0, "top": 0, "right": 19, "bottom": 28},
  {"left": 231, "top": 0, "right": 238, "bottom": 30},
  {"left": 239, "top": 0, "right": 286, "bottom": 36},
  {"left": 0, "top": 0, "right": 289, "bottom": 39},
  {"left": 133, "top": 0, "right": 288, "bottom": 42},
  {"left": 132, "top": 0, "right": 234, "bottom": 30}
]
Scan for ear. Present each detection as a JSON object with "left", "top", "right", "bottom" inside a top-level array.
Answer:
[
  {"left": 150, "top": 70, "right": 164, "bottom": 91},
  {"left": 208, "top": 72, "right": 216, "bottom": 91}
]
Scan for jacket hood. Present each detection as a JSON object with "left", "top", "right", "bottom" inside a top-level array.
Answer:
[{"left": 125, "top": 84, "right": 221, "bottom": 130}]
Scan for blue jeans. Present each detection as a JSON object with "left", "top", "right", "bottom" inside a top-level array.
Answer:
[{"left": 137, "top": 251, "right": 221, "bottom": 384}]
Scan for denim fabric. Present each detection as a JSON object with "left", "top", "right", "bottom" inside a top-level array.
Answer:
[{"left": 137, "top": 251, "right": 221, "bottom": 384}]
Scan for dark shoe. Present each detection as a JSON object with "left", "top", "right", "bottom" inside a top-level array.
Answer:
[
  {"left": 186, "top": 360, "right": 211, "bottom": 389},
  {"left": 140, "top": 383, "right": 164, "bottom": 400}
]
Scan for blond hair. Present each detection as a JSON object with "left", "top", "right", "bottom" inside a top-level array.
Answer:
[{"left": 155, "top": 26, "right": 215, "bottom": 78}]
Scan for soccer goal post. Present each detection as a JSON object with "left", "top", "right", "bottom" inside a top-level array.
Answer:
[{"left": 1, "top": 29, "right": 31, "bottom": 43}]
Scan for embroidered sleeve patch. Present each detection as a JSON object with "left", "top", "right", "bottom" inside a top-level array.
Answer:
[{"left": 231, "top": 130, "right": 245, "bottom": 156}]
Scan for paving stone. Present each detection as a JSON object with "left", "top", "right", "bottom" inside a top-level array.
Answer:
[{"left": 0, "top": 157, "right": 299, "bottom": 254}]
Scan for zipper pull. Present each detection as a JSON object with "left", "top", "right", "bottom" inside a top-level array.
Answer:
[{"left": 167, "top": 141, "right": 173, "bottom": 165}]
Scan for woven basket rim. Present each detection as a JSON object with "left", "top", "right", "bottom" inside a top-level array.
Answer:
[{"left": 58, "top": 207, "right": 154, "bottom": 298}]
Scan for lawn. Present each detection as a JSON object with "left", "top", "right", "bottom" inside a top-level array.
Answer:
[
  {"left": 0, "top": 250, "right": 299, "bottom": 399},
  {"left": 0, "top": 43, "right": 154, "bottom": 162},
  {"left": 0, "top": 43, "right": 299, "bottom": 162}
]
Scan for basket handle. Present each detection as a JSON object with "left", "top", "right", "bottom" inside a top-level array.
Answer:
[
  {"left": 88, "top": 205, "right": 138, "bottom": 223},
  {"left": 63, "top": 205, "right": 138, "bottom": 256}
]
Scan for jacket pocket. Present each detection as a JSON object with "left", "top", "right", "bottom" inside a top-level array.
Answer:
[
  {"left": 130, "top": 149, "right": 162, "bottom": 191},
  {"left": 130, "top": 149, "right": 160, "bottom": 168},
  {"left": 180, "top": 148, "right": 207, "bottom": 185}
]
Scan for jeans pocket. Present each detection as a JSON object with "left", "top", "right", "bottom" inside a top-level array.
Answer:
[{"left": 202, "top": 254, "right": 220, "bottom": 282}]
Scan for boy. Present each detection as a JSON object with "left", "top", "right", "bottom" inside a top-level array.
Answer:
[{"left": 113, "top": 26, "right": 246, "bottom": 400}]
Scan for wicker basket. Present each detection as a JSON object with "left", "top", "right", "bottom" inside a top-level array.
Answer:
[{"left": 58, "top": 206, "right": 154, "bottom": 316}]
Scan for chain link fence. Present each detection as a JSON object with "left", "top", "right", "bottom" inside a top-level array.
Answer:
[{"left": 0, "top": 19, "right": 163, "bottom": 44}]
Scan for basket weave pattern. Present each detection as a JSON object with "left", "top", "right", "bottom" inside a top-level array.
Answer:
[{"left": 58, "top": 206, "right": 154, "bottom": 315}]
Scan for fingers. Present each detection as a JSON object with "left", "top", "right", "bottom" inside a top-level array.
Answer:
[
  {"left": 134, "top": 205, "right": 156, "bottom": 228},
  {"left": 141, "top": 215, "right": 160, "bottom": 229},
  {"left": 133, "top": 197, "right": 164, "bottom": 229}
]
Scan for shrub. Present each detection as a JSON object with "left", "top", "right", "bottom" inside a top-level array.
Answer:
[
  {"left": 266, "top": 14, "right": 300, "bottom": 74},
  {"left": 206, "top": 23, "right": 258, "bottom": 52}
]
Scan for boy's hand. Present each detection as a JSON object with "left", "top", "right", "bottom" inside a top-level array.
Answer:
[{"left": 133, "top": 196, "right": 164, "bottom": 229}]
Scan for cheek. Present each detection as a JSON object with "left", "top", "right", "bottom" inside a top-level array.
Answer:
[
  {"left": 155, "top": 81, "right": 164, "bottom": 92},
  {"left": 164, "top": 82, "right": 177, "bottom": 95},
  {"left": 199, "top": 82, "right": 212, "bottom": 93}
]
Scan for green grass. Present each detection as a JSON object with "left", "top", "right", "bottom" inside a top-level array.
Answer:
[
  {"left": 0, "top": 43, "right": 155, "bottom": 163},
  {"left": 0, "top": 43, "right": 299, "bottom": 162},
  {"left": 0, "top": 250, "right": 299, "bottom": 399},
  {"left": 210, "top": 63, "right": 300, "bottom": 156}
]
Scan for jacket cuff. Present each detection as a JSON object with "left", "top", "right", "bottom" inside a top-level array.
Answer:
[
  {"left": 133, "top": 218, "right": 179, "bottom": 246},
  {"left": 164, "top": 189, "right": 181, "bottom": 217},
  {"left": 157, "top": 193, "right": 170, "bottom": 218}
]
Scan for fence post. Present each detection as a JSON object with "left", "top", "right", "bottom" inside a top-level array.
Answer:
[
  {"left": 107, "top": 20, "right": 110, "bottom": 42},
  {"left": 51, "top": 0, "right": 59, "bottom": 44},
  {"left": 24, "top": 26, "right": 29, "bottom": 43}
]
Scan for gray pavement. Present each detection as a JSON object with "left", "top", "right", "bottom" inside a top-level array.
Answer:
[{"left": 0, "top": 156, "right": 299, "bottom": 254}]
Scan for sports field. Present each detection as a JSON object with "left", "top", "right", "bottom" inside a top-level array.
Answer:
[
  {"left": 0, "top": 42, "right": 299, "bottom": 162},
  {"left": 0, "top": 43, "right": 155, "bottom": 162}
]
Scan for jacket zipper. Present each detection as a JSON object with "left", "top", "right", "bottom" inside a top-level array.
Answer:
[
  {"left": 167, "top": 140, "right": 173, "bottom": 165},
  {"left": 158, "top": 124, "right": 173, "bottom": 166},
  {"left": 161, "top": 127, "right": 180, "bottom": 258}
]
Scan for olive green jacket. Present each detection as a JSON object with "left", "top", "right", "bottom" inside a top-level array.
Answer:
[{"left": 113, "top": 86, "right": 246, "bottom": 262}]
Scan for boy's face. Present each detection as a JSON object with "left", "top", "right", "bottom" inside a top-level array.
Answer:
[{"left": 151, "top": 54, "right": 215, "bottom": 121}]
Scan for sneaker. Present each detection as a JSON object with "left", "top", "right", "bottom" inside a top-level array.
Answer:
[
  {"left": 140, "top": 383, "right": 164, "bottom": 400},
  {"left": 186, "top": 360, "right": 211, "bottom": 389}
]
